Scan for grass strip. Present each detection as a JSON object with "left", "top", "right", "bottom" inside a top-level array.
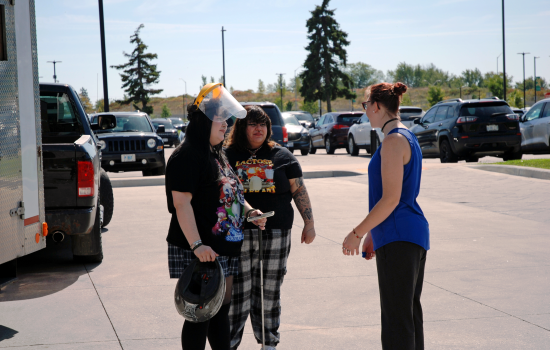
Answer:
[{"left": 492, "top": 159, "right": 550, "bottom": 170}]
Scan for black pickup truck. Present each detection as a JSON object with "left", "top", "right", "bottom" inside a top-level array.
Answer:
[{"left": 40, "top": 83, "right": 116, "bottom": 262}]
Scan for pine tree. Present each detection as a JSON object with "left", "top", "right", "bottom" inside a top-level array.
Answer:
[
  {"left": 111, "top": 24, "right": 162, "bottom": 115},
  {"left": 299, "top": 0, "right": 355, "bottom": 112},
  {"left": 161, "top": 104, "right": 172, "bottom": 118},
  {"left": 202, "top": 76, "right": 207, "bottom": 86},
  {"left": 258, "top": 79, "right": 266, "bottom": 95},
  {"left": 79, "top": 87, "right": 93, "bottom": 113}
]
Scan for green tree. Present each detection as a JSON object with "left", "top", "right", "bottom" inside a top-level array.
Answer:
[
  {"left": 508, "top": 89, "right": 524, "bottom": 108},
  {"left": 299, "top": 0, "right": 355, "bottom": 112},
  {"left": 300, "top": 100, "right": 318, "bottom": 115},
  {"left": 111, "top": 24, "right": 162, "bottom": 115},
  {"left": 210, "top": 76, "right": 215, "bottom": 84},
  {"left": 401, "top": 93, "right": 412, "bottom": 106},
  {"left": 79, "top": 87, "right": 93, "bottom": 113},
  {"left": 461, "top": 68, "right": 483, "bottom": 87},
  {"left": 515, "top": 76, "right": 548, "bottom": 90},
  {"left": 161, "top": 104, "right": 172, "bottom": 118},
  {"left": 484, "top": 72, "right": 513, "bottom": 99},
  {"left": 257, "top": 79, "right": 266, "bottom": 95},
  {"left": 95, "top": 99, "right": 104, "bottom": 113},
  {"left": 285, "top": 101, "right": 293, "bottom": 111},
  {"left": 201, "top": 75, "right": 207, "bottom": 86},
  {"left": 344, "top": 62, "right": 384, "bottom": 88},
  {"left": 427, "top": 86, "right": 444, "bottom": 107}
]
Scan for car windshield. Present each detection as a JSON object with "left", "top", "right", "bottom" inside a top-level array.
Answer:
[
  {"left": 337, "top": 114, "right": 361, "bottom": 124},
  {"left": 460, "top": 104, "right": 512, "bottom": 118},
  {"left": 169, "top": 118, "right": 183, "bottom": 125},
  {"left": 399, "top": 108, "right": 423, "bottom": 121},
  {"left": 152, "top": 119, "right": 176, "bottom": 131},
  {"left": 91, "top": 114, "right": 153, "bottom": 133},
  {"left": 283, "top": 115, "right": 301, "bottom": 126},
  {"left": 292, "top": 112, "right": 314, "bottom": 122}
]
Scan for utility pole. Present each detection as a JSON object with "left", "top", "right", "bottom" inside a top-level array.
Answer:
[
  {"left": 294, "top": 66, "right": 301, "bottom": 110},
  {"left": 276, "top": 73, "right": 285, "bottom": 111},
  {"left": 534, "top": 56, "right": 539, "bottom": 103},
  {"left": 180, "top": 78, "right": 187, "bottom": 120},
  {"left": 47, "top": 60, "right": 61, "bottom": 83},
  {"left": 221, "top": 27, "right": 226, "bottom": 87},
  {"left": 497, "top": 53, "right": 502, "bottom": 74},
  {"left": 98, "top": 0, "right": 110, "bottom": 112},
  {"left": 502, "top": 0, "right": 506, "bottom": 101},
  {"left": 517, "top": 52, "right": 530, "bottom": 108}
]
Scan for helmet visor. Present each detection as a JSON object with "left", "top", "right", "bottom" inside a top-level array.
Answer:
[{"left": 198, "top": 85, "right": 246, "bottom": 122}]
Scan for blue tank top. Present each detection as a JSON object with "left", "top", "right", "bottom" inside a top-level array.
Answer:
[{"left": 368, "top": 128, "right": 430, "bottom": 251}]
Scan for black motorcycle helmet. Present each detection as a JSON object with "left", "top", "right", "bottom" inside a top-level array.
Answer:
[{"left": 174, "top": 258, "right": 226, "bottom": 323}]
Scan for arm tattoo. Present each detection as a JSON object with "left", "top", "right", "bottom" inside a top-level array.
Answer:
[{"left": 292, "top": 177, "right": 314, "bottom": 224}]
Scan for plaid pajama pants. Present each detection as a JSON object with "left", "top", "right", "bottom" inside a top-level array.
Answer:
[{"left": 229, "top": 228, "right": 292, "bottom": 349}]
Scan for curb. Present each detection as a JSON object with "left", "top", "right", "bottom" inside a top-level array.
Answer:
[
  {"left": 473, "top": 165, "right": 550, "bottom": 180},
  {"left": 110, "top": 170, "right": 365, "bottom": 188}
]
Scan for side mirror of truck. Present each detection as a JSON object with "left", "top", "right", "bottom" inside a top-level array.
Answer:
[
  {"left": 156, "top": 125, "right": 165, "bottom": 133},
  {"left": 91, "top": 114, "right": 117, "bottom": 131},
  {"left": 414, "top": 119, "right": 421, "bottom": 125}
]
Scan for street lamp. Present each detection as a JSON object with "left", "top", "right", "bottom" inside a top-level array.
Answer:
[
  {"left": 501, "top": 0, "right": 507, "bottom": 101},
  {"left": 276, "top": 73, "right": 285, "bottom": 111},
  {"left": 179, "top": 78, "right": 187, "bottom": 119},
  {"left": 98, "top": 0, "right": 109, "bottom": 112},
  {"left": 294, "top": 66, "right": 302, "bottom": 110},
  {"left": 497, "top": 53, "right": 502, "bottom": 74},
  {"left": 534, "top": 57, "right": 539, "bottom": 103},
  {"left": 517, "top": 52, "right": 530, "bottom": 108},
  {"left": 47, "top": 60, "right": 61, "bottom": 83},
  {"left": 221, "top": 27, "right": 226, "bottom": 87}
]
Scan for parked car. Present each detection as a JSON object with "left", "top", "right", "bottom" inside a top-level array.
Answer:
[
  {"left": 519, "top": 98, "right": 550, "bottom": 154},
  {"left": 399, "top": 106, "right": 425, "bottom": 127},
  {"left": 169, "top": 117, "right": 185, "bottom": 131},
  {"left": 282, "top": 114, "right": 311, "bottom": 156},
  {"left": 410, "top": 98, "right": 521, "bottom": 163},
  {"left": 512, "top": 108, "right": 525, "bottom": 118},
  {"left": 282, "top": 111, "right": 316, "bottom": 128},
  {"left": 309, "top": 111, "right": 363, "bottom": 154},
  {"left": 90, "top": 112, "right": 166, "bottom": 176},
  {"left": 240, "top": 102, "right": 288, "bottom": 147},
  {"left": 41, "top": 83, "right": 117, "bottom": 262},
  {"left": 152, "top": 118, "right": 180, "bottom": 147}
]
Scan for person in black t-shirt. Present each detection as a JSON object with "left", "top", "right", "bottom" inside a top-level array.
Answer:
[
  {"left": 166, "top": 84, "right": 267, "bottom": 350},
  {"left": 224, "top": 106, "right": 316, "bottom": 350}
]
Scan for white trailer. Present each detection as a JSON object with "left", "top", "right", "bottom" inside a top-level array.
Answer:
[{"left": 0, "top": 0, "right": 46, "bottom": 286}]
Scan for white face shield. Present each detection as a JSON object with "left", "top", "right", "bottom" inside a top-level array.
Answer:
[{"left": 195, "top": 84, "right": 246, "bottom": 122}]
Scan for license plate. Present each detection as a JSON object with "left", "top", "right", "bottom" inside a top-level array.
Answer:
[
  {"left": 487, "top": 124, "right": 498, "bottom": 132},
  {"left": 287, "top": 142, "right": 294, "bottom": 147},
  {"left": 121, "top": 154, "right": 135, "bottom": 162},
  {"left": 162, "top": 138, "right": 169, "bottom": 142}
]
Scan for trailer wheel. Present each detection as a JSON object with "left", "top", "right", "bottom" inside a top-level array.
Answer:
[
  {"left": 73, "top": 199, "right": 103, "bottom": 263},
  {"left": 100, "top": 169, "right": 114, "bottom": 228}
]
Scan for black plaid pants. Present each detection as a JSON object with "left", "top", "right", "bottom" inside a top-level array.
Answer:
[{"left": 229, "top": 228, "right": 291, "bottom": 349}]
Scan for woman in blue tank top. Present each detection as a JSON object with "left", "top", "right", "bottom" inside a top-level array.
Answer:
[{"left": 342, "top": 82, "right": 430, "bottom": 350}]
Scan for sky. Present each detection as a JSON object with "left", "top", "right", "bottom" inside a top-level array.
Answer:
[{"left": 35, "top": 0, "right": 550, "bottom": 103}]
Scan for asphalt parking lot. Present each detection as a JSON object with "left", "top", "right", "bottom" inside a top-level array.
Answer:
[{"left": 1, "top": 147, "right": 550, "bottom": 349}]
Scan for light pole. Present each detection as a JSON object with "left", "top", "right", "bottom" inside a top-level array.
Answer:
[
  {"left": 98, "top": 0, "right": 109, "bottom": 112},
  {"left": 518, "top": 52, "right": 530, "bottom": 107},
  {"left": 276, "top": 73, "right": 285, "bottom": 111},
  {"left": 534, "top": 56, "right": 539, "bottom": 103},
  {"left": 221, "top": 27, "right": 226, "bottom": 87},
  {"left": 294, "top": 66, "right": 301, "bottom": 110},
  {"left": 47, "top": 60, "right": 61, "bottom": 83},
  {"left": 497, "top": 53, "right": 502, "bottom": 74},
  {"left": 502, "top": 0, "right": 507, "bottom": 101},
  {"left": 179, "top": 78, "right": 187, "bottom": 119}
]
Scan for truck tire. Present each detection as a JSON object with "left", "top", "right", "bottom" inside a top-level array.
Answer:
[
  {"left": 72, "top": 200, "right": 103, "bottom": 263},
  {"left": 100, "top": 169, "right": 114, "bottom": 228}
]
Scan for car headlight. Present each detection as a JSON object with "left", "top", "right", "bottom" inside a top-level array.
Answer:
[
  {"left": 97, "top": 140, "right": 106, "bottom": 150},
  {"left": 147, "top": 138, "right": 156, "bottom": 148}
]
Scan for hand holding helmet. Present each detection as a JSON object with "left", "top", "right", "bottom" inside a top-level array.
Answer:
[{"left": 194, "top": 245, "right": 219, "bottom": 262}]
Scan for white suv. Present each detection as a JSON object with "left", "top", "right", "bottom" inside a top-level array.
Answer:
[{"left": 347, "top": 106, "right": 424, "bottom": 156}]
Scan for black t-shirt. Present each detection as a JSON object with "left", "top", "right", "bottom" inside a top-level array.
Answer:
[
  {"left": 225, "top": 145, "right": 303, "bottom": 230},
  {"left": 165, "top": 144, "right": 245, "bottom": 257}
]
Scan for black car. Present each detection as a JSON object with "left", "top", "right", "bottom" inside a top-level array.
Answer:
[
  {"left": 240, "top": 102, "right": 288, "bottom": 147},
  {"left": 152, "top": 118, "right": 180, "bottom": 147},
  {"left": 169, "top": 117, "right": 186, "bottom": 131},
  {"left": 309, "top": 111, "right": 363, "bottom": 154},
  {"left": 410, "top": 98, "right": 522, "bottom": 163},
  {"left": 282, "top": 114, "right": 311, "bottom": 156},
  {"left": 90, "top": 112, "right": 166, "bottom": 176}
]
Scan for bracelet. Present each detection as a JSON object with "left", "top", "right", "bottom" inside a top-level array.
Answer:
[
  {"left": 192, "top": 243, "right": 203, "bottom": 251},
  {"left": 353, "top": 228, "right": 362, "bottom": 239},
  {"left": 190, "top": 239, "right": 202, "bottom": 250},
  {"left": 245, "top": 208, "right": 256, "bottom": 219}
]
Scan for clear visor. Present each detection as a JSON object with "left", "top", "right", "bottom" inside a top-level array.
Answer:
[{"left": 198, "top": 85, "right": 246, "bottom": 122}]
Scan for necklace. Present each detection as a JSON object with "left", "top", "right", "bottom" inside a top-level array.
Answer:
[
  {"left": 381, "top": 118, "right": 399, "bottom": 132},
  {"left": 246, "top": 144, "right": 263, "bottom": 159}
]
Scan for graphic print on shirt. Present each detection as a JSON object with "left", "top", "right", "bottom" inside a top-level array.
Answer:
[
  {"left": 212, "top": 160, "right": 245, "bottom": 242},
  {"left": 234, "top": 158, "right": 276, "bottom": 194}
]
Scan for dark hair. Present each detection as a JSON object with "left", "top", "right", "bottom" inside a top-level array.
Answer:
[
  {"left": 172, "top": 102, "right": 227, "bottom": 180},
  {"left": 366, "top": 82, "right": 408, "bottom": 116},
  {"left": 224, "top": 105, "right": 278, "bottom": 152}
]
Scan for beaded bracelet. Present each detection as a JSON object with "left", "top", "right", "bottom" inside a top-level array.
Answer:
[{"left": 353, "top": 228, "right": 362, "bottom": 239}]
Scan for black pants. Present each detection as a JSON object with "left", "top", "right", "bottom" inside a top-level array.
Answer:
[{"left": 376, "top": 241, "right": 427, "bottom": 350}]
